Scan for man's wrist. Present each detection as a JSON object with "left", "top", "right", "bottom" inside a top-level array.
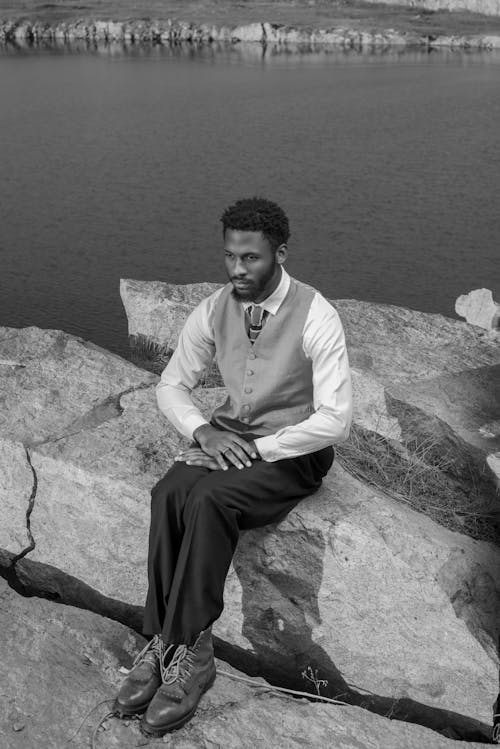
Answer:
[
  {"left": 192, "top": 423, "right": 214, "bottom": 445},
  {"left": 249, "top": 440, "right": 262, "bottom": 460}
]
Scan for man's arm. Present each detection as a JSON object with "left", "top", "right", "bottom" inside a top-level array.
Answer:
[
  {"left": 155, "top": 294, "right": 219, "bottom": 439},
  {"left": 254, "top": 294, "right": 353, "bottom": 462},
  {"left": 157, "top": 289, "right": 259, "bottom": 470}
]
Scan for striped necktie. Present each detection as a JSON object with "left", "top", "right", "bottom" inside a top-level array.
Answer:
[{"left": 247, "top": 304, "right": 268, "bottom": 343}]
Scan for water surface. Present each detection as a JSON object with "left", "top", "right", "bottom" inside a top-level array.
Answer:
[{"left": 1, "top": 42, "right": 499, "bottom": 357}]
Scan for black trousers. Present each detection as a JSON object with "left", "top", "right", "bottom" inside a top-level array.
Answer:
[{"left": 143, "top": 442, "right": 335, "bottom": 646}]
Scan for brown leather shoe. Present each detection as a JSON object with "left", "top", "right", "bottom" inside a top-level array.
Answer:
[
  {"left": 115, "top": 635, "right": 175, "bottom": 717},
  {"left": 140, "top": 628, "right": 216, "bottom": 736}
]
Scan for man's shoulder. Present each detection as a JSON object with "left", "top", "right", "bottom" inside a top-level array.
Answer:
[
  {"left": 193, "top": 284, "right": 227, "bottom": 312},
  {"left": 188, "top": 284, "right": 233, "bottom": 331},
  {"left": 290, "top": 276, "right": 333, "bottom": 307},
  {"left": 289, "top": 276, "right": 342, "bottom": 326}
]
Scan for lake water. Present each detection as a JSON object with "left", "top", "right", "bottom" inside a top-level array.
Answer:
[{"left": 1, "top": 42, "right": 499, "bottom": 359}]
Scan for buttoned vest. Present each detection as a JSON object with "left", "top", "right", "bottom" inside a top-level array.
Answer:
[{"left": 211, "top": 276, "right": 316, "bottom": 438}]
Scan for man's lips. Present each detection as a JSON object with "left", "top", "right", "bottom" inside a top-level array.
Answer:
[{"left": 232, "top": 280, "right": 252, "bottom": 286}]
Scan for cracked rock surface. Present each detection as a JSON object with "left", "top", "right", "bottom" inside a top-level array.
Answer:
[
  {"left": 0, "top": 578, "right": 490, "bottom": 749},
  {"left": 0, "top": 440, "right": 35, "bottom": 556},
  {"left": 0, "top": 327, "right": 157, "bottom": 445},
  {"left": 1, "top": 312, "right": 499, "bottom": 740}
]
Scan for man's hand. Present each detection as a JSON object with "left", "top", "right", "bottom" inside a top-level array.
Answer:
[
  {"left": 174, "top": 447, "right": 222, "bottom": 470},
  {"left": 192, "top": 424, "right": 259, "bottom": 470}
]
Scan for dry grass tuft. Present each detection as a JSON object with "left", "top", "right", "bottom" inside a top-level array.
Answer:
[
  {"left": 336, "top": 424, "right": 500, "bottom": 545},
  {"left": 128, "top": 333, "right": 223, "bottom": 385},
  {"left": 129, "top": 334, "right": 172, "bottom": 374}
]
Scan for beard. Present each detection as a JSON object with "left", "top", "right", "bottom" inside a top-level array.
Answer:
[
  {"left": 232, "top": 285, "right": 255, "bottom": 301},
  {"left": 230, "top": 260, "right": 277, "bottom": 301}
]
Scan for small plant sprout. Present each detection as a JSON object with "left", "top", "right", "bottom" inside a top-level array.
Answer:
[{"left": 301, "top": 665, "right": 328, "bottom": 696}]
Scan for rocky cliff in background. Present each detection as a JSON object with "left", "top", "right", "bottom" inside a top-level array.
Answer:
[
  {"left": 1, "top": 283, "right": 500, "bottom": 746},
  {"left": 363, "top": 0, "right": 500, "bottom": 17},
  {"left": 2, "top": 17, "right": 500, "bottom": 50}
]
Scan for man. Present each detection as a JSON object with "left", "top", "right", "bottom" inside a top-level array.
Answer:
[{"left": 115, "top": 197, "right": 353, "bottom": 737}]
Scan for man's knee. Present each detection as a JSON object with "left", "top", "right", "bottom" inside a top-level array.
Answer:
[
  {"left": 181, "top": 480, "right": 231, "bottom": 524},
  {"left": 150, "top": 461, "right": 202, "bottom": 514}
]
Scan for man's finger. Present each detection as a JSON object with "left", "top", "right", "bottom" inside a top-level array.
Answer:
[
  {"left": 222, "top": 445, "right": 250, "bottom": 470},
  {"left": 175, "top": 448, "right": 205, "bottom": 458},
  {"left": 178, "top": 445, "right": 229, "bottom": 471},
  {"left": 178, "top": 448, "right": 218, "bottom": 458},
  {"left": 187, "top": 458, "right": 219, "bottom": 469},
  {"left": 216, "top": 452, "right": 229, "bottom": 470},
  {"left": 227, "top": 435, "right": 258, "bottom": 460},
  {"left": 174, "top": 449, "right": 220, "bottom": 470}
]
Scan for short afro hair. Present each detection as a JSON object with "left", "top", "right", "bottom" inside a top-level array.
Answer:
[{"left": 220, "top": 197, "right": 290, "bottom": 251}]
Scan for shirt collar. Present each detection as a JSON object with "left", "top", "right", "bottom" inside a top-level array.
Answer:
[{"left": 241, "top": 266, "right": 290, "bottom": 316}]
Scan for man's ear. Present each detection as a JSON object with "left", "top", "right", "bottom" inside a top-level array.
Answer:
[{"left": 275, "top": 244, "right": 288, "bottom": 264}]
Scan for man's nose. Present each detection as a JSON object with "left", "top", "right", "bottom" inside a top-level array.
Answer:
[{"left": 234, "top": 258, "right": 246, "bottom": 276}]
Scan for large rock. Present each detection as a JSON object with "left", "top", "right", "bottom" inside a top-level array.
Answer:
[
  {"left": 1, "top": 579, "right": 489, "bottom": 749},
  {"left": 0, "top": 326, "right": 156, "bottom": 446},
  {"left": 333, "top": 298, "right": 500, "bottom": 382},
  {"left": 0, "top": 324, "right": 498, "bottom": 734},
  {"left": 0, "top": 326, "right": 154, "bottom": 561},
  {"left": 389, "top": 363, "right": 500, "bottom": 450},
  {"left": 119, "top": 278, "right": 223, "bottom": 353},
  {"left": 455, "top": 288, "right": 500, "bottom": 332},
  {"left": 223, "top": 463, "right": 500, "bottom": 730},
  {"left": 336, "top": 300, "right": 500, "bottom": 484}
]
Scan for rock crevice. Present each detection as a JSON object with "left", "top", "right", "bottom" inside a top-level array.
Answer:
[
  {"left": 27, "top": 381, "right": 154, "bottom": 449},
  {"left": 0, "top": 549, "right": 492, "bottom": 742},
  {"left": 10, "top": 448, "right": 37, "bottom": 566}
]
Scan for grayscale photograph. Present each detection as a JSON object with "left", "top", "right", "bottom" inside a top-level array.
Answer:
[{"left": 0, "top": 1, "right": 499, "bottom": 747}]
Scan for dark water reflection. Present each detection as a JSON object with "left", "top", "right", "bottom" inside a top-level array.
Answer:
[
  {"left": 3, "top": 38, "right": 500, "bottom": 65},
  {"left": 1, "top": 41, "right": 499, "bottom": 357}
]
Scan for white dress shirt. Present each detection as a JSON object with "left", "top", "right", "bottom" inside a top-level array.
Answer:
[{"left": 156, "top": 266, "right": 352, "bottom": 462}]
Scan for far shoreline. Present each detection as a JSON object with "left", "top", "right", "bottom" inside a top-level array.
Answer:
[{"left": 3, "top": 1, "right": 500, "bottom": 50}]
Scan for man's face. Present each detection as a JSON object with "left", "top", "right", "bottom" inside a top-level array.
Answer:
[{"left": 224, "top": 229, "right": 282, "bottom": 302}]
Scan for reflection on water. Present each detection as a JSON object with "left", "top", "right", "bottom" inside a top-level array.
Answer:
[{"left": 2, "top": 39, "right": 500, "bottom": 67}]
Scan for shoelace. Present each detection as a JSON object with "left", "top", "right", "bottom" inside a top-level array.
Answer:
[
  {"left": 160, "top": 643, "right": 195, "bottom": 685},
  {"left": 131, "top": 634, "right": 174, "bottom": 671}
]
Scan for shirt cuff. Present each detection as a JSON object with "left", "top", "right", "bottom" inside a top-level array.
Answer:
[
  {"left": 184, "top": 414, "right": 211, "bottom": 441},
  {"left": 253, "top": 434, "right": 282, "bottom": 463}
]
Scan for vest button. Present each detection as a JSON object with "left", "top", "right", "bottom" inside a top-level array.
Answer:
[
  {"left": 248, "top": 353, "right": 256, "bottom": 360},
  {"left": 244, "top": 387, "right": 252, "bottom": 394},
  {"left": 241, "top": 416, "right": 250, "bottom": 422},
  {"left": 247, "top": 369, "right": 254, "bottom": 376},
  {"left": 242, "top": 404, "right": 250, "bottom": 411}
]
